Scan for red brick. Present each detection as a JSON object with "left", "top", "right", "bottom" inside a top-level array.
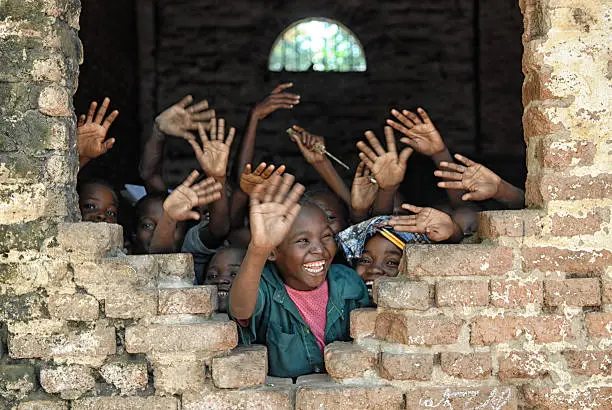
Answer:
[
  {"left": 522, "top": 246, "right": 612, "bottom": 274},
  {"left": 522, "top": 103, "right": 566, "bottom": 138},
  {"left": 490, "top": 280, "right": 543, "bottom": 308},
  {"left": 401, "top": 245, "right": 513, "bottom": 277},
  {"left": 524, "top": 386, "right": 612, "bottom": 410},
  {"left": 440, "top": 352, "right": 492, "bottom": 379},
  {"left": 563, "top": 350, "right": 611, "bottom": 376},
  {"left": 324, "top": 342, "right": 377, "bottom": 379},
  {"left": 375, "top": 312, "right": 463, "bottom": 346},
  {"left": 350, "top": 308, "right": 377, "bottom": 339},
  {"left": 498, "top": 351, "right": 548, "bottom": 380},
  {"left": 296, "top": 384, "right": 404, "bottom": 410},
  {"left": 544, "top": 278, "right": 600, "bottom": 306},
  {"left": 522, "top": 69, "right": 554, "bottom": 107},
  {"left": 534, "top": 173, "right": 612, "bottom": 201},
  {"left": 212, "top": 345, "right": 267, "bottom": 389},
  {"left": 603, "top": 281, "right": 612, "bottom": 305},
  {"left": 550, "top": 207, "right": 610, "bottom": 236},
  {"left": 405, "top": 386, "right": 517, "bottom": 410},
  {"left": 373, "top": 279, "right": 430, "bottom": 310},
  {"left": 470, "top": 315, "right": 571, "bottom": 345},
  {"left": 585, "top": 313, "right": 612, "bottom": 339},
  {"left": 538, "top": 137, "right": 596, "bottom": 169},
  {"left": 477, "top": 210, "right": 543, "bottom": 238},
  {"left": 436, "top": 280, "right": 489, "bottom": 307},
  {"left": 379, "top": 352, "right": 433, "bottom": 381},
  {"left": 158, "top": 286, "right": 217, "bottom": 316}
]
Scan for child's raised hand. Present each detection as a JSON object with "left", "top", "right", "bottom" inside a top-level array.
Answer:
[
  {"left": 290, "top": 125, "right": 326, "bottom": 165},
  {"left": 240, "top": 162, "right": 286, "bottom": 195},
  {"left": 252, "top": 83, "right": 301, "bottom": 120},
  {"left": 386, "top": 107, "right": 445, "bottom": 156},
  {"left": 389, "top": 204, "right": 455, "bottom": 242},
  {"left": 351, "top": 161, "right": 378, "bottom": 214},
  {"left": 435, "top": 154, "right": 501, "bottom": 201},
  {"left": 77, "top": 97, "right": 119, "bottom": 165},
  {"left": 163, "top": 170, "right": 223, "bottom": 221},
  {"left": 189, "top": 118, "right": 235, "bottom": 183},
  {"left": 156, "top": 95, "right": 215, "bottom": 141},
  {"left": 249, "top": 173, "right": 305, "bottom": 251},
  {"left": 356, "top": 127, "right": 413, "bottom": 190}
]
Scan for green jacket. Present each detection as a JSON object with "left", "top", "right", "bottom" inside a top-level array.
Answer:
[{"left": 230, "top": 263, "right": 370, "bottom": 378}]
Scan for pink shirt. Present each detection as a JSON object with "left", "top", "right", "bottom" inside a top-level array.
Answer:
[{"left": 285, "top": 281, "right": 329, "bottom": 352}]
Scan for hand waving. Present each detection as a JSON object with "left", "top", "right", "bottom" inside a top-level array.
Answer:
[
  {"left": 163, "top": 170, "right": 223, "bottom": 221},
  {"left": 156, "top": 95, "right": 215, "bottom": 141},
  {"left": 386, "top": 107, "right": 445, "bottom": 156},
  {"left": 290, "top": 125, "right": 326, "bottom": 165},
  {"left": 240, "top": 162, "right": 286, "bottom": 195},
  {"left": 435, "top": 154, "right": 501, "bottom": 201},
  {"left": 389, "top": 204, "right": 455, "bottom": 242},
  {"left": 351, "top": 161, "right": 378, "bottom": 214},
  {"left": 356, "top": 127, "right": 413, "bottom": 190},
  {"left": 188, "top": 118, "right": 235, "bottom": 183},
  {"left": 249, "top": 173, "right": 305, "bottom": 251},
  {"left": 77, "top": 97, "right": 119, "bottom": 166},
  {"left": 252, "top": 83, "right": 301, "bottom": 120}
]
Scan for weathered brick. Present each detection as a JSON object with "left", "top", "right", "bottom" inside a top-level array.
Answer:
[
  {"left": 99, "top": 357, "right": 148, "bottom": 394},
  {"left": 149, "top": 351, "right": 209, "bottom": 395},
  {"left": 47, "top": 293, "right": 99, "bottom": 321},
  {"left": 550, "top": 207, "right": 610, "bottom": 236},
  {"left": 522, "top": 246, "right": 612, "bottom": 274},
  {"left": 158, "top": 286, "right": 217, "bottom": 316},
  {"left": 436, "top": 280, "right": 489, "bottom": 307},
  {"left": 538, "top": 137, "right": 596, "bottom": 169},
  {"left": 533, "top": 173, "right": 612, "bottom": 201},
  {"left": 470, "top": 315, "right": 571, "bottom": 345},
  {"left": 212, "top": 345, "right": 267, "bottom": 389},
  {"left": 401, "top": 245, "right": 513, "bottom": 277},
  {"left": 183, "top": 384, "right": 293, "bottom": 410},
  {"left": 350, "top": 308, "right": 377, "bottom": 339},
  {"left": 440, "top": 352, "right": 492, "bottom": 379},
  {"left": 52, "top": 222, "right": 123, "bottom": 260},
  {"left": 523, "top": 386, "right": 612, "bottom": 410},
  {"left": 544, "top": 278, "right": 601, "bottom": 306},
  {"left": 585, "top": 313, "right": 612, "bottom": 339},
  {"left": 125, "top": 317, "right": 237, "bottom": 353},
  {"left": 523, "top": 103, "right": 566, "bottom": 138},
  {"left": 38, "top": 85, "right": 71, "bottom": 116},
  {"left": 405, "top": 386, "right": 517, "bottom": 410},
  {"left": 0, "top": 365, "right": 36, "bottom": 401},
  {"left": 563, "top": 350, "right": 611, "bottom": 376},
  {"left": 296, "top": 384, "right": 404, "bottom": 410},
  {"left": 498, "top": 351, "right": 548, "bottom": 380},
  {"left": 380, "top": 352, "right": 433, "bottom": 381},
  {"left": 72, "top": 397, "right": 180, "bottom": 410},
  {"left": 153, "top": 253, "right": 195, "bottom": 281},
  {"left": 603, "top": 280, "right": 612, "bottom": 305},
  {"left": 104, "top": 289, "right": 158, "bottom": 319},
  {"left": 17, "top": 396, "right": 68, "bottom": 410},
  {"left": 324, "top": 342, "right": 377, "bottom": 379},
  {"left": 477, "top": 210, "right": 543, "bottom": 238},
  {"left": 490, "top": 279, "right": 543, "bottom": 308},
  {"left": 375, "top": 312, "right": 463, "bottom": 346},
  {"left": 40, "top": 365, "right": 95, "bottom": 399},
  {"left": 373, "top": 278, "right": 430, "bottom": 310}
]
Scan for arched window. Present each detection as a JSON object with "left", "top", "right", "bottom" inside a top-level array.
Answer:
[{"left": 268, "top": 18, "right": 366, "bottom": 72}]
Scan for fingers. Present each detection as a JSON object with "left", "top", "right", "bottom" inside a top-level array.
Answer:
[
  {"left": 176, "top": 95, "right": 194, "bottom": 109},
  {"left": 390, "top": 109, "right": 415, "bottom": 128},
  {"left": 188, "top": 139, "right": 204, "bottom": 158},
  {"left": 191, "top": 109, "right": 215, "bottom": 121},
  {"left": 94, "top": 97, "right": 110, "bottom": 124},
  {"left": 271, "top": 82, "right": 294, "bottom": 94},
  {"left": 401, "top": 203, "right": 423, "bottom": 214},
  {"left": 198, "top": 122, "right": 209, "bottom": 144},
  {"left": 273, "top": 173, "right": 295, "bottom": 203},
  {"left": 243, "top": 163, "right": 253, "bottom": 175},
  {"left": 358, "top": 152, "right": 375, "bottom": 170},
  {"left": 417, "top": 107, "right": 432, "bottom": 124},
  {"left": 384, "top": 126, "right": 397, "bottom": 153},
  {"left": 262, "top": 173, "right": 282, "bottom": 203},
  {"left": 437, "top": 181, "right": 464, "bottom": 189},
  {"left": 285, "top": 184, "right": 305, "bottom": 220},
  {"left": 462, "top": 192, "right": 477, "bottom": 201},
  {"left": 185, "top": 210, "right": 202, "bottom": 221},
  {"left": 181, "top": 170, "right": 201, "bottom": 188},
  {"left": 292, "top": 125, "right": 306, "bottom": 133},
  {"left": 454, "top": 153, "right": 477, "bottom": 167},
  {"left": 437, "top": 161, "right": 467, "bottom": 173},
  {"left": 354, "top": 161, "right": 366, "bottom": 178},
  {"left": 402, "top": 109, "right": 422, "bottom": 125},
  {"left": 225, "top": 126, "right": 235, "bottom": 147},
  {"left": 252, "top": 162, "right": 266, "bottom": 176},
  {"left": 103, "top": 138, "right": 115, "bottom": 152},
  {"left": 364, "top": 130, "right": 386, "bottom": 156},
  {"left": 86, "top": 101, "right": 97, "bottom": 122},
  {"left": 102, "top": 110, "right": 119, "bottom": 129},
  {"left": 434, "top": 170, "right": 463, "bottom": 181},
  {"left": 261, "top": 164, "right": 276, "bottom": 179},
  {"left": 387, "top": 118, "right": 413, "bottom": 138},
  {"left": 180, "top": 131, "right": 197, "bottom": 141},
  {"left": 356, "top": 139, "right": 378, "bottom": 162},
  {"left": 188, "top": 99, "right": 209, "bottom": 113},
  {"left": 78, "top": 114, "right": 86, "bottom": 127},
  {"left": 399, "top": 146, "right": 414, "bottom": 164},
  {"left": 275, "top": 165, "right": 286, "bottom": 175},
  {"left": 217, "top": 119, "right": 225, "bottom": 142}
]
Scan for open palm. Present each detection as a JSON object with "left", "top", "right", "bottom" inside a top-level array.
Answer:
[
  {"left": 435, "top": 154, "right": 501, "bottom": 201},
  {"left": 240, "top": 162, "right": 286, "bottom": 195},
  {"left": 351, "top": 161, "right": 378, "bottom": 213},
  {"left": 164, "top": 171, "right": 223, "bottom": 221},
  {"left": 389, "top": 204, "right": 454, "bottom": 242},
  {"left": 77, "top": 97, "right": 119, "bottom": 164},
  {"left": 156, "top": 95, "right": 215, "bottom": 141},
  {"left": 189, "top": 118, "right": 235, "bottom": 181},
  {"left": 386, "top": 107, "right": 445, "bottom": 156}
]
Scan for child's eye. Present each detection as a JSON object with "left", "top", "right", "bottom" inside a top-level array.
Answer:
[
  {"left": 296, "top": 238, "right": 309, "bottom": 244},
  {"left": 357, "top": 257, "right": 372, "bottom": 265},
  {"left": 327, "top": 215, "right": 337, "bottom": 222},
  {"left": 386, "top": 260, "right": 400, "bottom": 267},
  {"left": 106, "top": 209, "right": 117, "bottom": 217},
  {"left": 207, "top": 272, "right": 217, "bottom": 279},
  {"left": 230, "top": 271, "right": 238, "bottom": 278},
  {"left": 140, "top": 222, "right": 155, "bottom": 231},
  {"left": 84, "top": 203, "right": 96, "bottom": 210},
  {"left": 322, "top": 232, "right": 333, "bottom": 239}
]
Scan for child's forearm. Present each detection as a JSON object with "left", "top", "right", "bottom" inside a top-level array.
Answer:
[
  {"left": 372, "top": 186, "right": 397, "bottom": 216},
  {"left": 229, "top": 244, "right": 269, "bottom": 319},
  {"left": 431, "top": 148, "right": 463, "bottom": 207},
  {"left": 494, "top": 179, "right": 525, "bottom": 210},
  {"left": 139, "top": 124, "right": 167, "bottom": 192},
  {"left": 200, "top": 190, "right": 230, "bottom": 248},
  {"left": 149, "top": 213, "right": 178, "bottom": 253},
  {"left": 312, "top": 160, "right": 351, "bottom": 204},
  {"left": 234, "top": 113, "right": 259, "bottom": 185},
  {"left": 229, "top": 189, "right": 249, "bottom": 229}
]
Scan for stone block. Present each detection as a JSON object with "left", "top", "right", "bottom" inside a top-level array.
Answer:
[
  {"left": 153, "top": 253, "right": 195, "bottom": 281},
  {"left": 436, "top": 280, "right": 489, "bottom": 307},
  {"left": 550, "top": 207, "right": 610, "bottom": 236},
  {"left": 373, "top": 278, "right": 430, "bottom": 310},
  {"left": 538, "top": 137, "right": 596, "bottom": 169},
  {"left": 375, "top": 312, "right": 463, "bottom": 346},
  {"left": 440, "top": 352, "right": 492, "bottom": 379},
  {"left": 104, "top": 289, "right": 157, "bottom": 319},
  {"left": 585, "top": 313, "right": 612, "bottom": 339},
  {"left": 522, "top": 246, "right": 611, "bottom": 274},
  {"left": 38, "top": 85, "right": 71, "bottom": 116},
  {"left": 524, "top": 386, "right": 612, "bottom": 410},
  {"left": 380, "top": 352, "right": 433, "bottom": 381},
  {"left": 182, "top": 384, "right": 294, "bottom": 410},
  {"left": 498, "top": 351, "right": 548, "bottom": 380},
  {"left": 212, "top": 345, "right": 267, "bottom": 389},
  {"left": 99, "top": 357, "right": 148, "bottom": 394},
  {"left": 324, "top": 342, "right": 377, "bottom": 379},
  {"left": 158, "top": 286, "right": 217, "bottom": 316},
  {"left": 477, "top": 210, "right": 543, "bottom": 238},
  {"left": 53, "top": 222, "right": 123, "bottom": 260},
  {"left": 149, "top": 351, "right": 209, "bottom": 395},
  {"left": 563, "top": 350, "right": 611, "bottom": 376},
  {"left": 0, "top": 365, "right": 36, "bottom": 400},
  {"left": 470, "top": 315, "right": 571, "bottom": 345},
  {"left": 532, "top": 173, "right": 612, "bottom": 202},
  {"left": 47, "top": 293, "right": 99, "bottom": 321},
  {"left": 72, "top": 396, "right": 180, "bottom": 410},
  {"left": 544, "top": 278, "right": 601, "bottom": 306},
  {"left": 405, "top": 386, "right": 517, "bottom": 410},
  {"left": 17, "top": 396, "right": 68, "bottom": 410},
  {"left": 40, "top": 365, "right": 95, "bottom": 399},
  {"left": 490, "top": 280, "right": 543, "bottom": 308},
  {"left": 296, "top": 384, "right": 404, "bottom": 410},
  {"left": 350, "top": 308, "right": 377, "bottom": 339}
]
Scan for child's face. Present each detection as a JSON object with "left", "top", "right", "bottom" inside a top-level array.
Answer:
[
  {"left": 204, "top": 248, "right": 246, "bottom": 313},
  {"left": 79, "top": 183, "right": 118, "bottom": 224},
  {"left": 271, "top": 204, "right": 337, "bottom": 291},
  {"left": 355, "top": 234, "right": 402, "bottom": 283},
  {"left": 312, "top": 193, "right": 348, "bottom": 235},
  {"left": 134, "top": 198, "right": 185, "bottom": 254}
]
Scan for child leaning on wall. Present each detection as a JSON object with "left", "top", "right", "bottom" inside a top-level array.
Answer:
[{"left": 228, "top": 173, "right": 369, "bottom": 378}]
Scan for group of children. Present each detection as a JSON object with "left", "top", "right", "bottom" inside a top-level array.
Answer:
[{"left": 76, "top": 83, "right": 525, "bottom": 378}]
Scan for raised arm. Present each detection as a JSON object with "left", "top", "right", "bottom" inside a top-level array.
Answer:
[
  {"left": 350, "top": 161, "right": 378, "bottom": 223},
  {"left": 229, "top": 174, "right": 305, "bottom": 320},
  {"left": 356, "top": 127, "right": 413, "bottom": 216},
  {"left": 388, "top": 204, "right": 464, "bottom": 243},
  {"left": 435, "top": 154, "right": 525, "bottom": 209},
  {"left": 77, "top": 97, "right": 119, "bottom": 169}
]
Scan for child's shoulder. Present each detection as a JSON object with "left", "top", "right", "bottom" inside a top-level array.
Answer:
[{"left": 328, "top": 263, "right": 360, "bottom": 279}]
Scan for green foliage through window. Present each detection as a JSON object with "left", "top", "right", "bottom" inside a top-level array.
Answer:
[{"left": 269, "top": 18, "right": 367, "bottom": 72}]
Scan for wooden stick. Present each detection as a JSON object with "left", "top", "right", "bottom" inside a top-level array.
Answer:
[
  {"left": 379, "top": 228, "right": 406, "bottom": 250},
  {"left": 286, "top": 128, "right": 350, "bottom": 170}
]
